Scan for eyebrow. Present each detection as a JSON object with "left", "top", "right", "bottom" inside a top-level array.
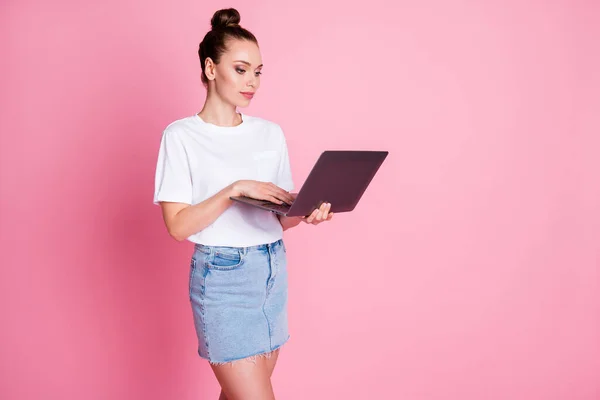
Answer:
[{"left": 234, "top": 60, "right": 263, "bottom": 68}]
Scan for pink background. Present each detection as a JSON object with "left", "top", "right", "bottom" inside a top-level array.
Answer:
[{"left": 1, "top": 1, "right": 598, "bottom": 399}]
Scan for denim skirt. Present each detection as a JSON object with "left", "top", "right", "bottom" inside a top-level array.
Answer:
[{"left": 189, "top": 238, "right": 290, "bottom": 365}]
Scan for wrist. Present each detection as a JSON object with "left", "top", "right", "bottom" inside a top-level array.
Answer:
[
  {"left": 229, "top": 181, "right": 242, "bottom": 197},
  {"left": 279, "top": 214, "right": 302, "bottom": 230}
]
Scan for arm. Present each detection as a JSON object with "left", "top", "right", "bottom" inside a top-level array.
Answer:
[
  {"left": 160, "top": 180, "right": 295, "bottom": 241},
  {"left": 160, "top": 183, "right": 237, "bottom": 241},
  {"left": 278, "top": 215, "right": 302, "bottom": 231}
]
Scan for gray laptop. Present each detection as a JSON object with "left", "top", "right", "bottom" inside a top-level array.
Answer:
[{"left": 230, "top": 150, "right": 388, "bottom": 217}]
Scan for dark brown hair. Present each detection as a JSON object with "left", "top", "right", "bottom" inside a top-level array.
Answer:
[{"left": 198, "top": 8, "right": 258, "bottom": 86}]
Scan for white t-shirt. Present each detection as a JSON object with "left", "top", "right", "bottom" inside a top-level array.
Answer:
[{"left": 153, "top": 112, "right": 295, "bottom": 247}]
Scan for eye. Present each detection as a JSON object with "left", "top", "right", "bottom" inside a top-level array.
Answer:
[
  {"left": 255, "top": 71, "right": 262, "bottom": 76},
  {"left": 236, "top": 68, "right": 246, "bottom": 74}
]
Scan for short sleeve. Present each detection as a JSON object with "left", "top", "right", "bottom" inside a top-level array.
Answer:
[
  {"left": 276, "top": 128, "right": 295, "bottom": 192},
  {"left": 153, "top": 130, "right": 193, "bottom": 205}
]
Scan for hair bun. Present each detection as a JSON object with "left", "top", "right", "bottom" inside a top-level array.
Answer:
[{"left": 211, "top": 8, "right": 241, "bottom": 30}]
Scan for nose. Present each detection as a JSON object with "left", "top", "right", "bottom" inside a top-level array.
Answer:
[{"left": 247, "top": 75, "right": 257, "bottom": 88}]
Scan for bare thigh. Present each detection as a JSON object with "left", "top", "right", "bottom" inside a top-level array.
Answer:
[
  {"left": 265, "top": 348, "right": 280, "bottom": 377},
  {"left": 212, "top": 349, "right": 281, "bottom": 400}
]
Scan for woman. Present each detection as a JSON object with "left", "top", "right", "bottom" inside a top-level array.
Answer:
[{"left": 153, "top": 8, "right": 333, "bottom": 400}]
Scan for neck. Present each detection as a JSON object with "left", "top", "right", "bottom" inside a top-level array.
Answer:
[{"left": 198, "top": 90, "right": 242, "bottom": 127}]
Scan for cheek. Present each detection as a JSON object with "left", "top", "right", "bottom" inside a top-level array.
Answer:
[
  {"left": 218, "top": 68, "right": 242, "bottom": 92},
  {"left": 217, "top": 77, "right": 243, "bottom": 104}
]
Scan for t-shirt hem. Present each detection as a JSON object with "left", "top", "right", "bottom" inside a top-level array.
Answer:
[
  {"left": 153, "top": 196, "right": 192, "bottom": 205},
  {"left": 186, "top": 233, "right": 285, "bottom": 247}
]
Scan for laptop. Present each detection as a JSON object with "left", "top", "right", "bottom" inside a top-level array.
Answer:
[{"left": 229, "top": 150, "right": 389, "bottom": 217}]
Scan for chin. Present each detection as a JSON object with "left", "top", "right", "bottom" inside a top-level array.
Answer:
[
  {"left": 221, "top": 91, "right": 250, "bottom": 108},
  {"left": 233, "top": 98, "right": 251, "bottom": 108}
]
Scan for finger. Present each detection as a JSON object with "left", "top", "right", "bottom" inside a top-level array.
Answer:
[
  {"left": 271, "top": 189, "right": 294, "bottom": 205},
  {"left": 316, "top": 203, "right": 329, "bottom": 221},
  {"left": 302, "top": 209, "right": 316, "bottom": 221},
  {"left": 281, "top": 190, "right": 295, "bottom": 204},
  {"left": 314, "top": 207, "right": 323, "bottom": 221},
  {"left": 282, "top": 195, "right": 296, "bottom": 205},
  {"left": 327, "top": 212, "right": 334, "bottom": 220},
  {"left": 268, "top": 183, "right": 295, "bottom": 204},
  {"left": 265, "top": 194, "right": 283, "bottom": 204},
  {"left": 318, "top": 204, "right": 331, "bottom": 222},
  {"left": 311, "top": 209, "right": 320, "bottom": 222},
  {"left": 263, "top": 188, "right": 289, "bottom": 204},
  {"left": 306, "top": 209, "right": 318, "bottom": 223},
  {"left": 285, "top": 190, "right": 295, "bottom": 204}
]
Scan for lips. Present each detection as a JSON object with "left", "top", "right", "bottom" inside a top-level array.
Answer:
[{"left": 241, "top": 92, "right": 254, "bottom": 99}]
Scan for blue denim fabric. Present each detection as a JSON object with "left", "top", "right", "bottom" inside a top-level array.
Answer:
[{"left": 189, "top": 239, "right": 290, "bottom": 364}]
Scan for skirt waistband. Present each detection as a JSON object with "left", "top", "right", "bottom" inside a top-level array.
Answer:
[{"left": 193, "top": 238, "right": 284, "bottom": 255}]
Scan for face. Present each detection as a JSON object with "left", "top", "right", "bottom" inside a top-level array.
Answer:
[{"left": 205, "top": 39, "right": 263, "bottom": 107}]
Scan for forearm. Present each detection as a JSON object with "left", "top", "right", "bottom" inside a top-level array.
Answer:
[
  {"left": 278, "top": 215, "right": 302, "bottom": 231},
  {"left": 169, "top": 184, "right": 236, "bottom": 241}
]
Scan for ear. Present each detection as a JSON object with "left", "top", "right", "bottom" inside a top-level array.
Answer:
[{"left": 204, "top": 57, "right": 216, "bottom": 81}]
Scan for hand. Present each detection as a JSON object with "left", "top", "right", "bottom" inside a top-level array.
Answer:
[
  {"left": 231, "top": 180, "right": 295, "bottom": 205},
  {"left": 302, "top": 202, "right": 334, "bottom": 225}
]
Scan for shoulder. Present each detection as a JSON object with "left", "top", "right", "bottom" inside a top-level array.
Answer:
[
  {"left": 163, "top": 115, "right": 197, "bottom": 135},
  {"left": 158, "top": 115, "right": 199, "bottom": 145}
]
